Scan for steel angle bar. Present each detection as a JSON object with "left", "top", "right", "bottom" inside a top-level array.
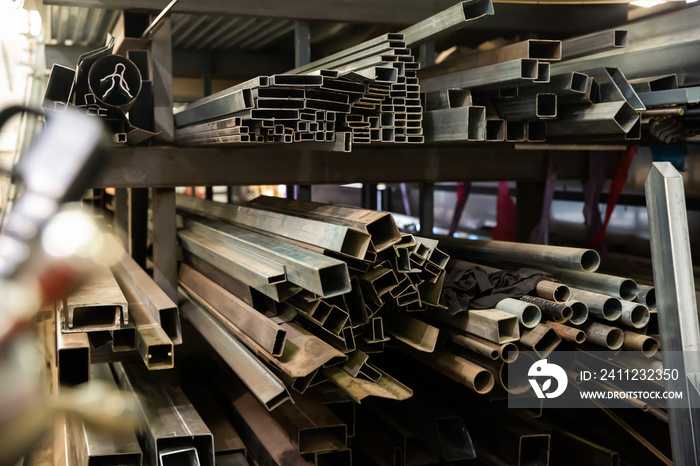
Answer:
[
  {"left": 289, "top": 34, "right": 404, "bottom": 74},
  {"left": 385, "top": 312, "right": 439, "bottom": 352},
  {"left": 399, "top": 344, "right": 495, "bottom": 394},
  {"left": 183, "top": 215, "right": 349, "bottom": 298},
  {"left": 638, "top": 87, "right": 700, "bottom": 107},
  {"left": 271, "top": 392, "right": 347, "bottom": 454},
  {"left": 519, "top": 72, "right": 589, "bottom": 97},
  {"left": 420, "top": 59, "right": 538, "bottom": 93},
  {"left": 249, "top": 195, "right": 401, "bottom": 252},
  {"left": 178, "top": 195, "right": 370, "bottom": 259},
  {"left": 112, "top": 361, "right": 214, "bottom": 466},
  {"left": 493, "top": 93, "right": 557, "bottom": 120},
  {"left": 399, "top": 0, "right": 493, "bottom": 48},
  {"left": 584, "top": 67, "right": 645, "bottom": 110},
  {"left": 174, "top": 89, "right": 254, "bottom": 127},
  {"left": 322, "top": 366, "right": 412, "bottom": 403},
  {"left": 179, "top": 265, "right": 286, "bottom": 356},
  {"left": 61, "top": 266, "right": 126, "bottom": 333},
  {"left": 342, "top": 350, "right": 382, "bottom": 382},
  {"left": 359, "top": 266, "right": 399, "bottom": 304},
  {"left": 180, "top": 298, "right": 288, "bottom": 410},
  {"left": 519, "top": 324, "right": 561, "bottom": 358},
  {"left": 72, "top": 364, "right": 142, "bottom": 466},
  {"left": 424, "top": 106, "right": 485, "bottom": 142},
  {"left": 547, "top": 101, "right": 639, "bottom": 136},
  {"left": 646, "top": 162, "right": 700, "bottom": 465},
  {"left": 55, "top": 311, "right": 90, "bottom": 386},
  {"left": 194, "top": 359, "right": 308, "bottom": 466},
  {"left": 562, "top": 29, "right": 627, "bottom": 59},
  {"left": 112, "top": 250, "right": 181, "bottom": 344}
]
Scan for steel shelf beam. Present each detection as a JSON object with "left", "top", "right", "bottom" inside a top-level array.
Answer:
[{"left": 94, "top": 146, "right": 621, "bottom": 188}]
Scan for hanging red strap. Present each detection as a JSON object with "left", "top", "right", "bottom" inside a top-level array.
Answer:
[
  {"left": 591, "top": 147, "right": 637, "bottom": 247},
  {"left": 492, "top": 181, "right": 516, "bottom": 242}
]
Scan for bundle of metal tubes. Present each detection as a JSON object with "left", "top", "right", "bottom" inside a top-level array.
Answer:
[
  {"left": 419, "top": 4, "right": 700, "bottom": 144},
  {"left": 40, "top": 195, "right": 671, "bottom": 465},
  {"left": 173, "top": 0, "right": 497, "bottom": 151}
]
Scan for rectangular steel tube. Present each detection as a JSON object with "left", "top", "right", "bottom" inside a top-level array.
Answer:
[
  {"left": 518, "top": 72, "right": 589, "bottom": 97},
  {"left": 562, "top": 29, "right": 627, "bottom": 59},
  {"left": 183, "top": 216, "right": 349, "bottom": 297},
  {"left": 112, "top": 250, "right": 181, "bottom": 344},
  {"left": 177, "top": 195, "right": 370, "bottom": 259},
  {"left": 72, "top": 364, "right": 142, "bottom": 466},
  {"left": 56, "top": 312, "right": 90, "bottom": 386},
  {"left": 112, "top": 361, "right": 214, "bottom": 466},
  {"left": 399, "top": 0, "right": 494, "bottom": 47},
  {"left": 179, "top": 265, "right": 286, "bottom": 357},
  {"left": 493, "top": 93, "right": 557, "bottom": 120},
  {"left": 547, "top": 101, "right": 639, "bottom": 137},
  {"left": 424, "top": 106, "right": 485, "bottom": 142},
  {"left": 465, "top": 309, "right": 520, "bottom": 344},
  {"left": 420, "top": 59, "right": 538, "bottom": 93},
  {"left": 195, "top": 359, "right": 309, "bottom": 466},
  {"left": 249, "top": 195, "right": 400, "bottom": 252},
  {"left": 174, "top": 89, "right": 253, "bottom": 127},
  {"left": 179, "top": 297, "right": 289, "bottom": 410},
  {"left": 638, "top": 87, "right": 700, "bottom": 107}
]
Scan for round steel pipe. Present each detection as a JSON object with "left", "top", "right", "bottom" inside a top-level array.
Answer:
[
  {"left": 520, "top": 295, "right": 572, "bottom": 323},
  {"left": 432, "top": 237, "right": 600, "bottom": 272},
  {"left": 619, "top": 301, "right": 650, "bottom": 329},
  {"left": 567, "top": 299, "right": 589, "bottom": 325},
  {"left": 569, "top": 288, "right": 622, "bottom": 321},
  {"left": 445, "top": 330, "right": 499, "bottom": 360},
  {"left": 545, "top": 269, "right": 638, "bottom": 301},
  {"left": 544, "top": 321, "right": 586, "bottom": 343},
  {"left": 536, "top": 280, "right": 571, "bottom": 303},
  {"left": 634, "top": 284, "right": 656, "bottom": 309},
  {"left": 88, "top": 55, "right": 142, "bottom": 112},
  {"left": 495, "top": 298, "right": 541, "bottom": 329},
  {"left": 622, "top": 331, "right": 659, "bottom": 357},
  {"left": 403, "top": 346, "right": 495, "bottom": 394},
  {"left": 582, "top": 321, "right": 624, "bottom": 350}
]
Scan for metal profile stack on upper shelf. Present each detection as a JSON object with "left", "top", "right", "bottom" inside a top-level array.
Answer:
[{"left": 29, "top": 0, "right": 700, "bottom": 465}]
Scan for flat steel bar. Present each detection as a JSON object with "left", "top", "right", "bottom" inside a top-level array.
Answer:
[
  {"left": 183, "top": 215, "right": 349, "bottom": 297},
  {"left": 179, "top": 296, "right": 289, "bottom": 410},
  {"left": 385, "top": 312, "right": 440, "bottom": 352},
  {"left": 424, "top": 106, "right": 486, "bottom": 142},
  {"left": 420, "top": 59, "right": 538, "bottom": 93},
  {"left": 112, "top": 361, "right": 214, "bottom": 466},
  {"left": 179, "top": 265, "right": 286, "bottom": 357},
  {"left": 645, "top": 162, "right": 700, "bottom": 465},
  {"left": 399, "top": 0, "right": 494, "bottom": 48},
  {"left": 61, "top": 266, "right": 126, "bottom": 333},
  {"left": 72, "top": 364, "right": 142, "bottom": 466},
  {"left": 561, "top": 29, "right": 627, "bottom": 59},
  {"left": 177, "top": 195, "right": 370, "bottom": 259},
  {"left": 112, "top": 249, "right": 182, "bottom": 344}
]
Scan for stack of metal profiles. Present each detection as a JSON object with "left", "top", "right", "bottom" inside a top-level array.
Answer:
[
  {"left": 42, "top": 193, "right": 673, "bottom": 466},
  {"left": 173, "top": 0, "right": 495, "bottom": 151},
  {"left": 418, "top": 4, "right": 700, "bottom": 144}
]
